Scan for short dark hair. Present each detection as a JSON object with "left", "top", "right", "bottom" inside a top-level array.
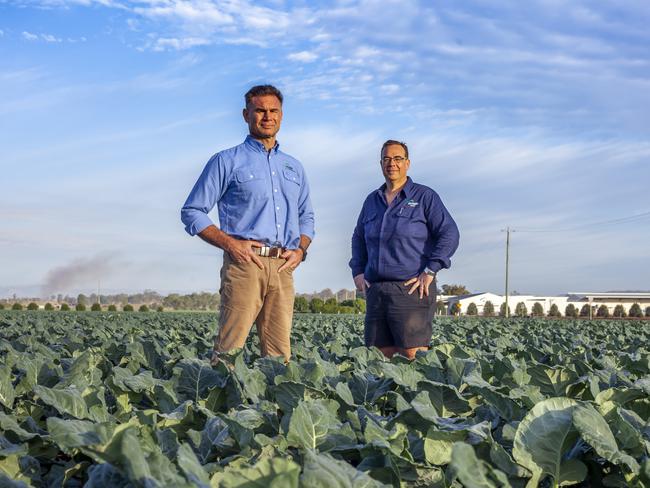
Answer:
[
  {"left": 381, "top": 140, "right": 409, "bottom": 159},
  {"left": 244, "top": 84, "right": 283, "bottom": 106}
]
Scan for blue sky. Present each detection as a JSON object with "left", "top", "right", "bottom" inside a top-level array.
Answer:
[{"left": 1, "top": 0, "right": 649, "bottom": 298}]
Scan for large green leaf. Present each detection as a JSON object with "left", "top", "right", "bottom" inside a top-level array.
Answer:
[
  {"left": 423, "top": 428, "right": 466, "bottom": 465},
  {"left": 513, "top": 397, "right": 583, "bottom": 487},
  {"left": 34, "top": 385, "right": 91, "bottom": 420},
  {"left": 572, "top": 403, "right": 640, "bottom": 473},
  {"left": 176, "top": 443, "right": 210, "bottom": 487},
  {"left": 173, "top": 359, "right": 228, "bottom": 403},
  {"left": 300, "top": 450, "right": 388, "bottom": 488},
  {"left": 46, "top": 418, "right": 114, "bottom": 452},
  {"left": 0, "top": 365, "right": 15, "bottom": 409},
  {"left": 286, "top": 399, "right": 341, "bottom": 450},
  {"left": 214, "top": 457, "right": 300, "bottom": 488},
  {"left": 449, "top": 443, "right": 511, "bottom": 488}
]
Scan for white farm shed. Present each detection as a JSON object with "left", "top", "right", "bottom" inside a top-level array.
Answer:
[{"left": 443, "top": 292, "right": 650, "bottom": 317}]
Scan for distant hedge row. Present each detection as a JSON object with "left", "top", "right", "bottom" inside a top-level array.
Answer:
[{"left": 0, "top": 303, "right": 163, "bottom": 312}]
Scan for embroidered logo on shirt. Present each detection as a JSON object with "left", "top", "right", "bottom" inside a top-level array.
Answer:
[
  {"left": 284, "top": 163, "right": 295, "bottom": 171},
  {"left": 406, "top": 199, "right": 419, "bottom": 207}
]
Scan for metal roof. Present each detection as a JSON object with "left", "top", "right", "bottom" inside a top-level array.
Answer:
[{"left": 568, "top": 292, "right": 650, "bottom": 299}]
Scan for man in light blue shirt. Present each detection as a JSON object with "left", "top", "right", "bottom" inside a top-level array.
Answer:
[{"left": 181, "top": 85, "right": 314, "bottom": 363}]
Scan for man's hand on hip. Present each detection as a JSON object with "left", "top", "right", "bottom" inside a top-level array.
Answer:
[
  {"left": 278, "top": 249, "right": 303, "bottom": 273},
  {"left": 404, "top": 272, "right": 435, "bottom": 299},
  {"left": 225, "top": 238, "right": 264, "bottom": 269},
  {"left": 353, "top": 273, "right": 370, "bottom": 293}
]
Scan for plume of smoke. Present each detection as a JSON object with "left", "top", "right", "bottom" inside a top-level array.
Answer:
[{"left": 41, "top": 252, "right": 120, "bottom": 297}]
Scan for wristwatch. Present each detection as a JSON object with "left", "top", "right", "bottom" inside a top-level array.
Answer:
[
  {"left": 298, "top": 246, "right": 308, "bottom": 262},
  {"left": 424, "top": 267, "right": 436, "bottom": 277}
]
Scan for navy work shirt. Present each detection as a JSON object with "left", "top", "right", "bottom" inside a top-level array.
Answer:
[{"left": 349, "top": 177, "right": 459, "bottom": 282}]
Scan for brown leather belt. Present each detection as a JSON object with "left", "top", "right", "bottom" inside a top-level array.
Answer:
[{"left": 253, "top": 246, "right": 285, "bottom": 258}]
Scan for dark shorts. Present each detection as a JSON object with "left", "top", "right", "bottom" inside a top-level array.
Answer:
[{"left": 364, "top": 281, "right": 435, "bottom": 349}]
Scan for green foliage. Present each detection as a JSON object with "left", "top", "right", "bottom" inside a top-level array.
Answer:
[
  {"left": 565, "top": 303, "right": 578, "bottom": 318},
  {"left": 75, "top": 304, "right": 86, "bottom": 311},
  {"left": 483, "top": 300, "right": 495, "bottom": 316},
  {"left": 107, "top": 305, "right": 117, "bottom": 312},
  {"left": 139, "top": 305, "right": 149, "bottom": 312},
  {"left": 11, "top": 303, "right": 23, "bottom": 310},
  {"left": 294, "top": 296, "right": 309, "bottom": 313},
  {"left": 123, "top": 304, "right": 134, "bottom": 312},
  {"left": 628, "top": 303, "right": 643, "bottom": 318},
  {"left": 515, "top": 302, "right": 528, "bottom": 317},
  {"left": 613, "top": 304, "right": 627, "bottom": 318},
  {"left": 441, "top": 284, "right": 470, "bottom": 295},
  {"left": 0, "top": 303, "right": 4, "bottom": 310},
  {"left": 77, "top": 294, "right": 88, "bottom": 306},
  {"left": 646, "top": 306, "right": 650, "bottom": 317},
  {"left": 499, "top": 302, "right": 511, "bottom": 317},
  {"left": 466, "top": 303, "right": 478, "bottom": 316},
  {"left": 580, "top": 304, "right": 591, "bottom": 317},
  {"left": 0, "top": 312, "right": 648, "bottom": 486},
  {"left": 60, "top": 303, "right": 70, "bottom": 311},
  {"left": 309, "top": 298, "right": 324, "bottom": 313},
  {"left": 91, "top": 303, "right": 102, "bottom": 312},
  {"left": 531, "top": 302, "right": 544, "bottom": 317},
  {"left": 27, "top": 302, "right": 39, "bottom": 311},
  {"left": 157, "top": 306, "right": 164, "bottom": 312},
  {"left": 548, "top": 303, "right": 561, "bottom": 317},
  {"left": 597, "top": 304, "right": 610, "bottom": 317},
  {"left": 44, "top": 303, "right": 54, "bottom": 311}
]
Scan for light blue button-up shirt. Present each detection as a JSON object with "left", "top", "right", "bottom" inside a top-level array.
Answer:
[{"left": 181, "top": 136, "right": 315, "bottom": 249}]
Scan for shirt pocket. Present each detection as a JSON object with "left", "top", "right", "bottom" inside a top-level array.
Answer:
[
  {"left": 282, "top": 167, "right": 301, "bottom": 199},
  {"left": 362, "top": 211, "right": 379, "bottom": 239},
  {"left": 395, "top": 207, "right": 428, "bottom": 239},
  {"left": 233, "top": 167, "right": 266, "bottom": 199}
]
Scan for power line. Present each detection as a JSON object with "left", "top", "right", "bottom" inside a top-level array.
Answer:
[{"left": 514, "top": 210, "right": 650, "bottom": 233}]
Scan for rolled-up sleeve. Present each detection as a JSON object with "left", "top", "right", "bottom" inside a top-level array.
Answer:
[
  {"left": 349, "top": 202, "right": 369, "bottom": 277},
  {"left": 180, "top": 155, "right": 224, "bottom": 236},
  {"left": 424, "top": 192, "right": 460, "bottom": 273},
  {"left": 297, "top": 170, "right": 315, "bottom": 240}
]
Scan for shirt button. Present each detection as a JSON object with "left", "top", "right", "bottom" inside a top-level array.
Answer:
[
  {"left": 272, "top": 171, "right": 275, "bottom": 175},
  {"left": 274, "top": 189, "right": 278, "bottom": 192},
  {"left": 277, "top": 224, "right": 281, "bottom": 228},
  {"left": 249, "top": 175, "right": 253, "bottom": 179},
  {"left": 276, "top": 206, "right": 280, "bottom": 210}
]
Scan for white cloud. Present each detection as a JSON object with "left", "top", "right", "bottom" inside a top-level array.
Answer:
[
  {"left": 287, "top": 50, "right": 318, "bottom": 63},
  {"left": 152, "top": 36, "right": 210, "bottom": 51},
  {"left": 22, "top": 31, "right": 39, "bottom": 41},
  {"left": 42, "top": 33, "right": 62, "bottom": 43}
]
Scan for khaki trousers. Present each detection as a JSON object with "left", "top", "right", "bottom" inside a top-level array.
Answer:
[{"left": 214, "top": 253, "right": 295, "bottom": 361}]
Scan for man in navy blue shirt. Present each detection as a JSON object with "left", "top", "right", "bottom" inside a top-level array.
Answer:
[
  {"left": 350, "top": 140, "right": 459, "bottom": 359},
  {"left": 181, "top": 85, "right": 315, "bottom": 363}
]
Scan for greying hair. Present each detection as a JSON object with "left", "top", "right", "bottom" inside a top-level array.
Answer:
[
  {"left": 381, "top": 139, "right": 409, "bottom": 159},
  {"left": 244, "top": 84, "right": 284, "bottom": 106}
]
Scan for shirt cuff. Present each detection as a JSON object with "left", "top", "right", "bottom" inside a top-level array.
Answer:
[
  {"left": 184, "top": 214, "right": 214, "bottom": 236},
  {"left": 299, "top": 226, "right": 315, "bottom": 241},
  {"left": 350, "top": 266, "right": 365, "bottom": 277},
  {"left": 425, "top": 260, "right": 443, "bottom": 274}
]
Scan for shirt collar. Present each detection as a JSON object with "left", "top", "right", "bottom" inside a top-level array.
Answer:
[
  {"left": 244, "top": 135, "right": 280, "bottom": 153},
  {"left": 377, "top": 176, "right": 415, "bottom": 199}
]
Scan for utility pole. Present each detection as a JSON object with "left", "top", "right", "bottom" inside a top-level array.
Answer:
[{"left": 501, "top": 227, "right": 513, "bottom": 318}]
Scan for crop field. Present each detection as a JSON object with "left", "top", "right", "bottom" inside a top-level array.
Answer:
[{"left": 0, "top": 311, "right": 648, "bottom": 487}]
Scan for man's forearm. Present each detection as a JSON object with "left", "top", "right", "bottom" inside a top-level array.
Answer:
[
  {"left": 197, "top": 225, "right": 234, "bottom": 251},
  {"left": 298, "top": 235, "right": 311, "bottom": 252}
]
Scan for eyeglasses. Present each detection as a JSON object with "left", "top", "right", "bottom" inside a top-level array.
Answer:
[{"left": 381, "top": 156, "right": 407, "bottom": 164}]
